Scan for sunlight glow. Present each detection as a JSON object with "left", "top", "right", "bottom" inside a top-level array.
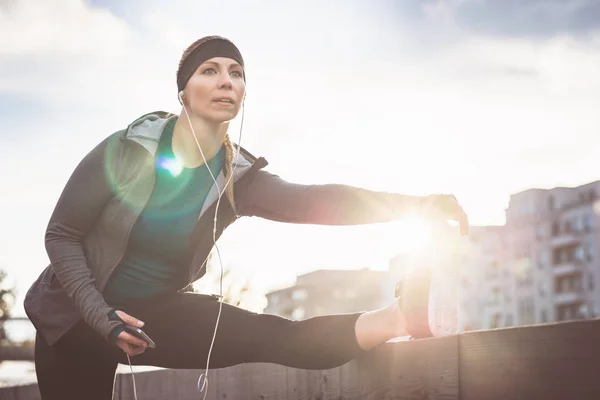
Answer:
[{"left": 398, "top": 215, "right": 434, "bottom": 253}]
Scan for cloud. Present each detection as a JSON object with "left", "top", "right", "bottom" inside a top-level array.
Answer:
[
  {"left": 0, "top": 0, "right": 134, "bottom": 109},
  {"left": 452, "top": 0, "right": 600, "bottom": 38},
  {"left": 455, "top": 0, "right": 600, "bottom": 38},
  {"left": 374, "top": 0, "right": 600, "bottom": 53},
  {"left": 0, "top": 0, "right": 132, "bottom": 57}
]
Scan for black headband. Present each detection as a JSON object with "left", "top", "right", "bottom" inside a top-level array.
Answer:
[{"left": 177, "top": 38, "right": 245, "bottom": 93}]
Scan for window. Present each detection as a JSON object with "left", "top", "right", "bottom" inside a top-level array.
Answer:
[
  {"left": 575, "top": 246, "right": 585, "bottom": 261},
  {"left": 291, "top": 289, "right": 308, "bottom": 301},
  {"left": 548, "top": 196, "right": 555, "bottom": 211},
  {"left": 538, "top": 250, "right": 549, "bottom": 268},
  {"left": 541, "top": 310, "right": 548, "bottom": 323},
  {"left": 487, "top": 261, "right": 500, "bottom": 279},
  {"left": 582, "top": 214, "right": 593, "bottom": 232},
  {"left": 573, "top": 216, "right": 583, "bottom": 232},
  {"left": 538, "top": 281, "right": 547, "bottom": 297},
  {"left": 551, "top": 221, "right": 560, "bottom": 236},
  {"left": 489, "top": 287, "right": 501, "bottom": 305},
  {"left": 291, "top": 306, "right": 305, "bottom": 320},
  {"left": 536, "top": 225, "right": 545, "bottom": 240},
  {"left": 554, "top": 273, "right": 582, "bottom": 293},
  {"left": 585, "top": 243, "right": 594, "bottom": 261},
  {"left": 553, "top": 245, "right": 583, "bottom": 265},
  {"left": 518, "top": 297, "right": 535, "bottom": 325},
  {"left": 564, "top": 219, "right": 573, "bottom": 233},
  {"left": 490, "top": 313, "right": 502, "bottom": 329},
  {"left": 516, "top": 260, "right": 533, "bottom": 287},
  {"left": 556, "top": 303, "right": 583, "bottom": 321}
]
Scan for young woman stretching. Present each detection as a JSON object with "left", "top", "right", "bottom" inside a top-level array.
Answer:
[{"left": 25, "top": 35, "right": 469, "bottom": 400}]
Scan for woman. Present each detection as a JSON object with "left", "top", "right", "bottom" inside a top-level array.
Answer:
[{"left": 24, "top": 35, "right": 469, "bottom": 399}]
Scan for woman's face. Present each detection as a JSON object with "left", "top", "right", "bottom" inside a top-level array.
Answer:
[{"left": 182, "top": 56, "right": 245, "bottom": 123}]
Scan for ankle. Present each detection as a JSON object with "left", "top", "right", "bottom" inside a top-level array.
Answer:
[{"left": 389, "top": 300, "right": 408, "bottom": 338}]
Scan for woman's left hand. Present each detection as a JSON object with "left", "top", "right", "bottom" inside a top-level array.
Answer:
[{"left": 419, "top": 194, "right": 470, "bottom": 236}]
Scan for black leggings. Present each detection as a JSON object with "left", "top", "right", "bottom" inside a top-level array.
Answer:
[{"left": 34, "top": 292, "right": 366, "bottom": 400}]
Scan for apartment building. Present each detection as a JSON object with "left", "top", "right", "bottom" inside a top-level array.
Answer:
[
  {"left": 460, "top": 180, "right": 600, "bottom": 330},
  {"left": 263, "top": 269, "right": 388, "bottom": 320}
]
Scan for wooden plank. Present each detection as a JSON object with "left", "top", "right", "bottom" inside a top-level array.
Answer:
[
  {"left": 0, "top": 345, "right": 34, "bottom": 361},
  {"left": 459, "top": 319, "right": 600, "bottom": 400},
  {"left": 216, "top": 363, "right": 287, "bottom": 399},
  {"left": 114, "top": 368, "right": 218, "bottom": 400},
  {"left": 340, "top": 336, "right": 459, "bottom": 399},
  {"left": 305, "top": 368, "right": 341, "bottom": 400},
  {"left": 286, "top": 367, "right": 311, "bottom": 399},
  {"left": 0, "top": 383, "right": 41, "bottom": 400}
]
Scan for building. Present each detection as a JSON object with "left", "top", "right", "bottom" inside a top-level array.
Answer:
[
  {"left": 460, "top": 180, "right": 600, "bottom": 330},
  {"left": 458, "top": 225, "right": 508, "bottom": 331},
  {"left": 263, "top": 268, "right": 388, "bottom": 320}
]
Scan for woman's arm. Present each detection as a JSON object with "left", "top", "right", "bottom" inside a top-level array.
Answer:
[
  {"left": 239, "top": 170, "right": 425, "bottom": 225},
  {"left": 239, "top": 170, "right": 469, "bottom": 234},
  {"left": 44, "top": 134, "right": 125, "bottom": 342}
]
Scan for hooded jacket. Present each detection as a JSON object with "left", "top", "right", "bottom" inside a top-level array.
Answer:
[{"left": 24, "top": 111, "right": 420, "bottom": 346}]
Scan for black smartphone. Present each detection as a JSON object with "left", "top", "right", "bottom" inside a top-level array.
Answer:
[{"left": 124, "top": 325, "right": 156, "bottom": 348}]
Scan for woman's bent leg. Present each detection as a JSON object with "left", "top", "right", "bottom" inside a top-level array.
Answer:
[
  {"left": 35, "top": 324, "right": 119, "bottom": 400},
  {"left": 125, "top": 292, "right": 369, "bottom": 371}
]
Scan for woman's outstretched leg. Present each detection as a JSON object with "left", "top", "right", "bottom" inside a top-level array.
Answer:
[{"left": 122, "top": 292, "right": 408, "bottom": 371}]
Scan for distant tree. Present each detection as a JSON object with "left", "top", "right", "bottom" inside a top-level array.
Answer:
[
  {"left": 193, "top": 252, "right": 264, "bottom": 312},
  {"left": 0, "top": 269, "right": 16, "bottom": 344}
]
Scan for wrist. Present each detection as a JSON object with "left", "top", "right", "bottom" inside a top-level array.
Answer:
[
  {"left": 109, "top": 325, "right": 125, "bottom": 345},
  {"left": 414, "top": 195, "right": 432, "bottom": 216}
]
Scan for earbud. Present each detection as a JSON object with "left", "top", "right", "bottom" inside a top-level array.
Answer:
[{"left": 178, "top": 90, "right": 185, "bottom": 105}]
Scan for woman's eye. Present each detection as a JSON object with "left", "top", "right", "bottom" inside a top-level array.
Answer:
[
  {"left": 202, "top": 68, "right": 216, "bottom": 74},
  {"left": 231, "top": 70, "right": 243, "bottom": 78}
]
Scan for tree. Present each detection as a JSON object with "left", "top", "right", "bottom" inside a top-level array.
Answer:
[
  {"left": 0, "top": 269, "right": 16, "bottom": 344},
  {"left": 193, "top": 251, "right": 264, "bottom": 312}
]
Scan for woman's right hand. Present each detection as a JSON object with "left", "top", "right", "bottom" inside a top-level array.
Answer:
[{"left": 114, "top": 310, "right": 148, "bottom": 357}]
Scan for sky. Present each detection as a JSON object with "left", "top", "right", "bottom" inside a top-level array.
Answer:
[{"left": 1, "top": 0, "right": 600, "bottom": 315}]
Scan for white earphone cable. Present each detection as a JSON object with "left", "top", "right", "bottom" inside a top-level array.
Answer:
[
  {"left": 126, "top": 354, "right": 138, "bottom": 400},
  {"left": 181, "top": 91, "right": 244, "bottom": 399},
  {"left": 125, "top": 92, "right": 244, "bottom": 400}
]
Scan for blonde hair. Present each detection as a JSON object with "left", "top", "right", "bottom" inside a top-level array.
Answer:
[
  {"left": 177, "top": 36, "right": 240, "bottom": 213},
  {"left": 222, "top": 134, "right": 237, "bottom": 214}
]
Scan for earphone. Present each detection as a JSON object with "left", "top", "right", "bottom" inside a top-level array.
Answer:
[{"left": 126, "top": 89, "right": 245, "bottom": 400}]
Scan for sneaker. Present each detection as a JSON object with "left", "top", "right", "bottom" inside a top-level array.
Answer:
[
  {"left": 395, "top": 264, "right": 459, "bottom": 339},
  {"left": 395, "top": 266, "right": 433, "bottom": 339}
]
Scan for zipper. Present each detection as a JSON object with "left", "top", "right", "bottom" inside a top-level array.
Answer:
[{"left": 185, "top": 157, "right": 267, "bottom": 283}]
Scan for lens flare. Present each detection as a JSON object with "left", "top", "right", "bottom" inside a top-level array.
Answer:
[{"left": 157, "top": 156, "right": 183, "bottom": 177}]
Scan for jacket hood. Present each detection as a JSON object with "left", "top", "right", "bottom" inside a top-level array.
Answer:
[
  {"left": 123, "top": 111, "right": 264, "bottom": 216},
  {"left": 124, "top": 110, "right": 256, "bottom": 168}
]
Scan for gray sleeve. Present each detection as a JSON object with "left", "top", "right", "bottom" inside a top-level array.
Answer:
[
  {"left": 44, "top": 135, "right": 123, "bottom": 342},
  {"left": 239, "top": 169, "right": 422, "bottom": 225}
]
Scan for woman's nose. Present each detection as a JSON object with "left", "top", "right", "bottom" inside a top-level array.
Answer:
[{"left": 218, "top": 74, "right": 233, "bottom": 89}]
